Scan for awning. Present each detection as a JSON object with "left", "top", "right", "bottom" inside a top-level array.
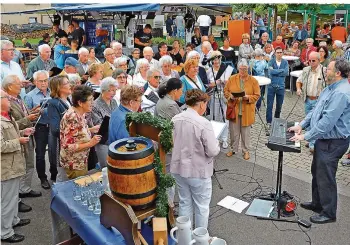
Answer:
[
  {"left": 1, "top": 7, "right": 55, "bottom": 15},
  {"left": 56, "top": 3, "right": 160, "bottom": 13}
]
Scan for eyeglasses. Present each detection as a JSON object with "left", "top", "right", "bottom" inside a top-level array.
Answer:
[
  {"left": 37, "top": 79, "right": 49, "bottom": 83},
  {"left": 2, "top": 48, "right": 15, "bottom": 51},
  {"left": 117, "top": 75, "right": 127, "bottom": 79},
  {"left": 309, "top": 59, "right": 318, "bottom": 62},
  {"left": 153, "top": 76, "right": 161, "bottom": 80},
  {"left": 133, "top": 52, "right": 140, "bottom": 55}
]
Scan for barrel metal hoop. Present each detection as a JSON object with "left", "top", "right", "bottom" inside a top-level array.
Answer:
[
  {"left": 131, "top": 200, "right": 157, "bottom": 211},
  {"left": 107, "top": 162, "right": 154, "bottom": 175},
  {"left": 111, "top": 187, "right": 157, "bottom": 199}
]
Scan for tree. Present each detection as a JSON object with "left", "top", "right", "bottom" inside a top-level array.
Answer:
[{"left": 231, "top": 4, "right": 323, "bottom": 40}]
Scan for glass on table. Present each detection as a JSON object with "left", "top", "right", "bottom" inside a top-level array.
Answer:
[{"left": 93, "top": 199, "right": 101, "bottom": 215}]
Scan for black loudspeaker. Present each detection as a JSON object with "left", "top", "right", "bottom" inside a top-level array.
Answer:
[{"left": 53, "top": 15, "right": 61, "bottom": 25}]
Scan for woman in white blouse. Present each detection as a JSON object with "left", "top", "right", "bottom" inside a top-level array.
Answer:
[
  {"left": 206, "top": 50, "right": 235, "bottom": 149},
  {"left": 114, "top": 57, "right": 133, "bottom": 85},
  {"left": 112, "top": 69, "right": 128, "bottom": 105},
  {"left": 132, "top": 58, "right": 149, "bottom": 89}
]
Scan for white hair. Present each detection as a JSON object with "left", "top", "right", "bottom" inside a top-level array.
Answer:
[
  {"left": 33, "top": 70, "right": 49, "bottom": 81},
  {"left": 306, "top": 38, "right": 314, "bottom": 43},
  {"left": 103, "top": 48, "right": 114, "bottom": 57},
  {"left": 159, "top": 55, "right": 173, "bottom": 67},
  {"left": 2, "top": 75, "right": 19, "bottom": 91},
  {"left": 135, "top": 58, "right": 149, "bottom": 74},
  {"left": 143, "top": 46, "right": 153, "bottom": 54},
  {"left": 238, "top": 58, "right": 249, "bottom": 68},
  {"left": 253, "top": 48, "right": 264, "bottom": 57},
  {"left": 0, "top": 40, "right": 12, "bottom": 50},
  {"left": 186, "top": 50, "right": 200, "bottom": 61},
  {"left": 114, "top": 57, "right": 128, "bottom": 67},
  {"left": 78, "top": 47, "right": 89, "bottom": 55},
  {"left": 112, "top": 42, "right": 122, "bottom": 49},
  {"left": 67, "top": 74, "right": 81, "bottom": 86},
  {"left": 38, "top": 44, "right": 51, "bottom": 53},
  {"left": 100, "top": 77, "right": 118, "bottom": 93},
  {"left": 202, "top": 41, "right": 212, "bottom": 51},
  {"left": 146, "top": 68, "right": 160, "bottom": 80},
  {"left": 334, "top": 40, "right": 343, "bottom": 48}
]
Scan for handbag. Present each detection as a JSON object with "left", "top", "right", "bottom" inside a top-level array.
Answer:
[{"left": 226, "top": 100, "right": 236, "bottom": 120}]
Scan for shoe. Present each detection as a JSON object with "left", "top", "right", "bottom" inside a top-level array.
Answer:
[
  {"left": 40, "top": 179, "right": 51, "bottom": 190},
  {"left": 310, "top": 148, "right": 314, "bottom": 154},
  {"left": 305, "top": 142, "right": 310, "bottom": 148},
  {"left": 13, "top": 219, "right": 31, "bottom": 228},
  {"left": 300, "top": 202, "right": 322, "bottom": 213},
  {"left": 267, "top": 123, "right": 271, "bottom": 130},
  {"left": 243, "top": 152, "right": 250, "bottom": 160},
  {"left": 1, "top": 234, "right": 25, "bottom": 243},
  {"left": 222, "top": 141, "right": 228, "bottom": 149},
  {"left": 341, "top": 158, "right": 350, "bottom": 166},
  {"left": 310, "top": 214, "right": 336, "bottom": 224},
  {"left": 18, "top": 201, "right": 32, "bottom": 213},
  {"left": 19, "top": 190, "right": 42, "bottom": 198},
  {"left": 226, "top": 151, "right": 235, "bottom": 157}
]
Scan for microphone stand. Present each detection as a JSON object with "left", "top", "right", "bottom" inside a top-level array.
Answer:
[{"left": 208, "top": 59, "right": 228, "bottom": 190}]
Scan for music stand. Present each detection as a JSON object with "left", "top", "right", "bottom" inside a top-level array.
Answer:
[{"left": 210, "top": 121, "right": 229, "bottom": 189}]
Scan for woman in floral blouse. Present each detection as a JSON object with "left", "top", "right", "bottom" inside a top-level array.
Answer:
[{"left": 60, "top": 85, "right": 101, "bottom": 179}]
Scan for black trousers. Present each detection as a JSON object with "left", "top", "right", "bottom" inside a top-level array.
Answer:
[
  {"left": 199, "top": 26, "right": 209, "bottom": 36},
  {"left": 34, "top": 124, "right": 57, "bottom": 181},
  {"left": 311, "top": 138, "right": 349, "bottom": 218}
]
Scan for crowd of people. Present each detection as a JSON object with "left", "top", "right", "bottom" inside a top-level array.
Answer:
[{"left": 1, "top": 18, "right": 350, "bottom": 243}]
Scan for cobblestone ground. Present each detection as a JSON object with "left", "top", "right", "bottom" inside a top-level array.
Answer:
[{"left": 220, "top": 91, "right": 350, "bottom": 187}]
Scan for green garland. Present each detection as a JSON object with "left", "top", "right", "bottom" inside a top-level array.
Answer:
[{"left": 125, "top": 112, "right": 175, "bottom": 217}]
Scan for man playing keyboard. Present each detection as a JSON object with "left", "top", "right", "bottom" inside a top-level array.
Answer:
[{"left": 289, "top": 58, "right": 350, "bottom": 224}]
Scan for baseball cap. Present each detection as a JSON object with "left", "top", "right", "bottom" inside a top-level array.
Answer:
[{"left": 65, "top": 57, "right": 79, "bottom": 67}]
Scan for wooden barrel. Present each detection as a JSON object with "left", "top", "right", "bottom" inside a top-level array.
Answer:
[{"left": 107, "top": 137, "right": 157, "bottom": 210}]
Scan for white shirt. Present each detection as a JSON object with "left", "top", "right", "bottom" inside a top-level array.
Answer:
[
  {"left": 141, "top": 85, "right": 159, "bottom": 115},
  {"left": 1, "top": 60, "right": 26, "bottom": 98},
  {"left": 276, "top": 60, "right": 281, "bottom": 68},
  {"left": 197, "top": 15, "right": 212, "bottom": 27},
  {"left": 127, "top": 74, "right": 133, "bottom": 85},
  {"left": 132, "top": 73, "right": 148, "bottom": 88},
  {"left": 149, "top": 58, "right": 160, "bottom": 70},
  {"left": 113, "top": 89, "right": 121, "bottom": 105}
]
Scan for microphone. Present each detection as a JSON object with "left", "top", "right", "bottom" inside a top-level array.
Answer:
[{"left": 202, "top": 55, "right": 222, "bottom": 66}]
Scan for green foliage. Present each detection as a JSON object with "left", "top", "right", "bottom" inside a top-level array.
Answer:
[
  {"left": 125, "top": 112, "right": 175, "bottom": 217},
  {"left": 152, "top": 37, "right": 186, "bottom": 46}
]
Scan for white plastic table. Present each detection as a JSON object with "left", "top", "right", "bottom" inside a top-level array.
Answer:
[
  {"left": 290, "top": 70, "right": 303, "bottom": 78},
  {"left": 282, "top": 56, "right": 300, "bottom": 61},
  {"left": 253, "top": 76, "right": 271, "bottom": 86}
]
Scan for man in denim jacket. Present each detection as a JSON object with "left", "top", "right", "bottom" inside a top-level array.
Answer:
[{"left": 266, "top": 47, "right": 289, "bottom": 126}]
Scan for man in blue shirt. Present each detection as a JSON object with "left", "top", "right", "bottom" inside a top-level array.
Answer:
[
  {"left": 24, "top": 70, "right": 52, "bottom": 189},
  {"left": 290, "top": 59, "right": 350, "bottom": 224},
  {"left": 54, "top": 36, "right": 70, "bottom": 69},
  {"left": 109, "top": 85, "right": 143, "bottom": 144},
  {"left": 266, "top": 47, "right": 289, "bottom": 125}
]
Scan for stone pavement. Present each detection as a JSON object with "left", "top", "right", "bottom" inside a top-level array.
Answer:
[{"left": 220, "top": 91, "right": 350, "bottom": 188}]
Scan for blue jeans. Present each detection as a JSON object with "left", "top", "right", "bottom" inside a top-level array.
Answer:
[
  {"left": 177, "top": 26, "right": 185, "bottom": 39},
  {"left": 266, "top": 84, "right": 285, "bottom": 123},
  {"left": 304, "top": 98, "right": 318, "bottom": 149},
  {"left": 34, "top": 124, "right": 57, "bottom": 181},
  {"left": 256, "top": 85, "right": 266, "bottom": 110}
]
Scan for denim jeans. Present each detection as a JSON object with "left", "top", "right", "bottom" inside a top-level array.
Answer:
[
  {"left": 266, "top": 84, "right": 285, "bottom": 123},
  {"left": 199, "top": 26, "right": 209, "bottom": 36},
  {"left": 177, "top": 26, "right": 185, "bottom": 39},
  {"left": 304, "top": 98, "right": 318, "bottom": 149},
  {"left": 35, "top": 124, "right": 57, "bottom": 181},
  {"left": 256, "top": 85, "right": 266, "bottom": 110}
]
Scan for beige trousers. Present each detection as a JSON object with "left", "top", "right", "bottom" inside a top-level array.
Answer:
[{"left": 229, "top": 116, "right": 251, "bottom": 153}]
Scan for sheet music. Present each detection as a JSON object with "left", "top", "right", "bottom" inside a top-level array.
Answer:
[
  {"left": 220, "top": 65, "right": 234, "bottom": 81},
  {"left": 210, "top": 120, "right": 227, "bottom": 139}
]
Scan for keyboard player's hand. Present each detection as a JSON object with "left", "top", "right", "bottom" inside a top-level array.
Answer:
[
  {"left": 290, "top": 134, "right": 304, "bottom": 142},
  {"left": 288, "top": 125, "right": 302, "bottom": 135}
]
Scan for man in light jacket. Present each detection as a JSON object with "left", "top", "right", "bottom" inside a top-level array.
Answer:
[
  {"left": 171, "top": 89, "right": 220, "bottom": 229},
  {"left": 1, "top": 89, "right": 33, "bottom": 243}
]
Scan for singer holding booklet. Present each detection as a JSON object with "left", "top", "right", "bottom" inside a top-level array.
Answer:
[
  {"left": 224, "top": 59, "right": 260, "bottom": 160},
  {"left": 171, "top": 89, "right": 220, "bottom": 229},
  {"left": 206, "top": 50, "right": 236, "bottom": 149}
]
